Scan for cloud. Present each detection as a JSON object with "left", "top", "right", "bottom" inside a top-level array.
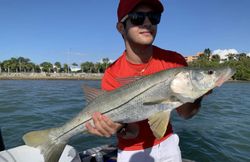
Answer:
[{"left": 212, "top": 49, "right": 239, "bottom": 60}]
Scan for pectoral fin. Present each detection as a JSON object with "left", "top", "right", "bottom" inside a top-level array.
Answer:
[
  {"left": 143, "top": 96, "right": 180, "bottom": 106},
  {"left": 143, "top": 99, "right": 166, "bottom": 105},
  {"left": 148, "top": 110, "right": 171, "bottom": 139}
]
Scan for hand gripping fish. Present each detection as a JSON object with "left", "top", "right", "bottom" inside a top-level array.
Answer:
[{"left": 23, "top": 66, "right": 235, "bottom": 162}]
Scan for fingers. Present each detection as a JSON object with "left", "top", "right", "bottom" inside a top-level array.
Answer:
[
  {"left": 85, "top": 112, "right": 122, "bottom": 138},
  {"left": 101, "top": 115, "right": 121, "bottom": 134},
  {"left": 92, "top": 112, "right": 114, "bottom": 137},
  {"left": 85, "top": 122, "right": 104, "bottom": 137}
]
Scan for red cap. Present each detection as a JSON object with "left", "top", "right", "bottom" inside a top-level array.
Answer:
[{"left": 117, "top": 0, "right": 164, "bottom": 22}]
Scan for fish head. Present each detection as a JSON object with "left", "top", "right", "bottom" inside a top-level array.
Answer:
[{"left": 170, "top": 67, "right": 235, "bottom": 103}]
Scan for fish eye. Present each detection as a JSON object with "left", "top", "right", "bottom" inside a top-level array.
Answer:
[{"left": 208, "top": 70, "right": 214, "bottom": 75}]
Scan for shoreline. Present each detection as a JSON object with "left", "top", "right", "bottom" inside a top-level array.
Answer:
[
  {"left": 0, "top": 72, "right": 249, "bottom": 82},
  {"left": 0, "top": 72, "right": 103, "bottom": 80}
]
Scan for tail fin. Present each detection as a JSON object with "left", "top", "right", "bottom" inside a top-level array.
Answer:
[
  {"left": 23, "top": 128, "right": 67, "bottom": 162},
  {"left": 23, "top": 129, "right": 52, "bottom": 147}
]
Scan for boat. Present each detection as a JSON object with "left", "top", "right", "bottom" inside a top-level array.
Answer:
[
  {"left": 0, "top": 143, "right": 116, "bottom": 162},
  {"left": 0, "top": 144, "right": 196, "bottom": 162},
  {"left": 0, "top": 129, "right": 195, "bottom": 162}
]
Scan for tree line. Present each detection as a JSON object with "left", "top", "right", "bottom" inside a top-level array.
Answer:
[
  {"left": 0, "top": 57, "right": 111, "bottom": 74},
  {"left": 1, "top": 49, "right": 249, "bottom": 80},
  {"left": 189, "top": 48, "right": 250, "bottom": 81}
]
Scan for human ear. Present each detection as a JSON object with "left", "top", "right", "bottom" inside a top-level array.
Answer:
[{"left": 116, "top": 22, "right": 125, "bottom": 35}]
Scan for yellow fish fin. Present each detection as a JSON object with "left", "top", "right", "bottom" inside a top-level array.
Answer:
[{"left": 148, "top": 110, "right": 171, "bottom": 139}]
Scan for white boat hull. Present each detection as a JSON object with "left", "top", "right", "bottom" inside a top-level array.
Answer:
[{"left": 0, "top": 145, "right": 80, "bottom": 162}]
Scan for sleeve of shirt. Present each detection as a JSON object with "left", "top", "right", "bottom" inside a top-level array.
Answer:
[
  {"left": 173, "top": 52, "right": 188, "bottom": 67},
  {"left": 101, "top": 68, "right": 120, "bottom": 91}
]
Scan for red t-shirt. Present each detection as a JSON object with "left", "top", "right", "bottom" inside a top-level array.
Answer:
[{"left": 101, "top": 46, "right": 187, "bottom": 151}]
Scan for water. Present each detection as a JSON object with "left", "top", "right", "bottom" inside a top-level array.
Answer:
[{"left": 0, "top": 80, "right": 249, "bottom": 162}]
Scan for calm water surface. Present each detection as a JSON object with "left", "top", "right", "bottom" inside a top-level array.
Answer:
[{"left": 0, "top": 80, "right": 249, "bottom": 162}]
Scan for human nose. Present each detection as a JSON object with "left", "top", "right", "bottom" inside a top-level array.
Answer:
[{"left": 143, "top": 16, "right": 152, "bottom": 26}]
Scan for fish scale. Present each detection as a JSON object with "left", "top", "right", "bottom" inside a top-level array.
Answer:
[{"left": 22, "top": 67, "right": 235, "bottom": 162}]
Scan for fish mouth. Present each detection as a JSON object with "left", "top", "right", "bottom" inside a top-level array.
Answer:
[{"left": 215, "top": 67, "right": 236, "bottom": 87}]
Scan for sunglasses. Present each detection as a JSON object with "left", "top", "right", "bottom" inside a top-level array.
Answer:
[{"left": 121, "top": 12, "right": 161, "bottom": 26}]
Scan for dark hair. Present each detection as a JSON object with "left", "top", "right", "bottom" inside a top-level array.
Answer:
[{"left": 122, "top": 21, "right": 127, "bottom": 28}]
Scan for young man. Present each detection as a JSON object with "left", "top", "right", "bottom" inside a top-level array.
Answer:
[{"left": 86, "top": 0, "right": 203, "bottom": 161}]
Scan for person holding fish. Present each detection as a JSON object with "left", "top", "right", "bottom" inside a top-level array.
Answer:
[{"left": 86, "top": 0, "right": 207, "bottom": 161}]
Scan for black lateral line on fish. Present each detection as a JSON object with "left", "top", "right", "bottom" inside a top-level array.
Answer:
[{"left": 53, "top": 82, "right": 162, "bottom": 141}]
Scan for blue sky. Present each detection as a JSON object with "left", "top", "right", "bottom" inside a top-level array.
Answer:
[{"left": 0, "top": 0, "right": 249, "bottom": 65}]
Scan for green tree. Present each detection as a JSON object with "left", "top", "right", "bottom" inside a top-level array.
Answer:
[
  {"left": 81, "top": 62, "right": 95, "bottom": 73},
  {"left": 236, "top": 53, "right": 247, "bottom": 61},
  {"left": 24, "top": 62, "right": 36, "bottom": 72},
  {"left": 17, "top": 57, "right": 31, "bottom": 72},
  {"left": 10, "top": 57, "right": 19, "bottom": 72},
  {"left": 1, "top": 58, "right": 20, "bottom": 72},
  {"left": 54, "top": 62, "right": 62, "bottom": 73},
  {"left": 0, "top": 57, "right": 35, "bottom": 72},
  {"left": 190, "top": 49, "right": 250, "bottom": 81},
  {"left": 63, "top": 64, "right": 69, "bottom": 73},
  {"left": 40, "top": 62, "right": 53, "bottom": 72},
  {"left": 95, "top": 62, "right": 103, "bottom": 73},
  {"left": 34, "top": 65, "right": 41, "bottom": 73},
  {"left": 2, "top": 60, "right": 11, "bottom": 73},
  {"left": 101, "top": 58, "right": 111, "bottom": 71},
  {"left": 211, "top": 54, "right": 220, "bottom": 63},
  {"left": 203, "top": 48, "right": 212, "bottom": 60},
  {"left": 0, "top": 61, "right": 2, "bottom": 73},
  {"left": 227, "top": 53, "right": 236, "bottom": 61}
]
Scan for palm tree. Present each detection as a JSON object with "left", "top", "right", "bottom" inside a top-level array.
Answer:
[
  {"left": 236, "top": 53, "right": 247, "bottom": 61},
  {"left": 24, "top": 62, "right": 36, "bottom": 72},
  {"left": 203, "top": 48, "right": 212, "bottom": 60},
  {"left": 54, "top": 62, "right": 62, "bottom": 73},
  {"left": 211, "top": 54, "right": 220, "bottom": 62},
  {"left": 227, "top": 53, "right": 236, "bottom": 61},
  {"left": 2, "top": 60, "right": 10, "bottom": 73},
  {"left": 102, "top": 58, "right": 110, "bottom": 70},
  {"left": 63, "top": 64, "right": 69, "bottom": 73},
  {"left": 40, "top": 62, "right": 53, "bottom": 73},
  {"left": 0, "top": 62, "right": 2, "bottom": 73},
  {"left": 81, "top": 62, "right": 94, "bottom": 73},
  {"left": 17, "top": 57, "right": 30, "bottom": 72},
  {"left": 10, "top": 58, "right": 19, "bottom": 72}
]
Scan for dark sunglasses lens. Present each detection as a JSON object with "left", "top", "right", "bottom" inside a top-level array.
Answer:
[
  {"left": 148, "top": 13, "right": 161, "bottom": 25},
  {"left": 130, "top": 13, "right": 145, "bottom": 25},
  {"left": 129, "top": 12, "right": 161, "bottom": 25}
]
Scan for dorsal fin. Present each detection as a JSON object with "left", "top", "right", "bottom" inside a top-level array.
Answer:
[
  {"left": 82, "top": 85, "right": 105, "bottom": 104},
  {"left": 115, "top": 76, "right": 143, "bottom": 86}
]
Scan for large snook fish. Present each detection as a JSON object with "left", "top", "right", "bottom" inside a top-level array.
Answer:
[{"left": 23, "top": 66, "right": 235, "bottom": 161}]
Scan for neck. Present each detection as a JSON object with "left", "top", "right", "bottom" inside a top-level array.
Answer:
[{"left": 125, "top": 43, "right": 153, "bottom": 64}]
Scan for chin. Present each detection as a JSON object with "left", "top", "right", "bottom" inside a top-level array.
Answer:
[
  {"left": 129, "top": 37, "right": 154, "bottom": 46},
  {"left": 140, "top": 40, "right": 154, "bottom": 45},
  {"left": 143, "top": 37, "right": 155, "bottom": 43}
]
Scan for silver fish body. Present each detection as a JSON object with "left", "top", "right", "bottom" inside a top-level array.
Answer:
[{"left": 23, "top": 66, "right": 235, "bottom": 162}]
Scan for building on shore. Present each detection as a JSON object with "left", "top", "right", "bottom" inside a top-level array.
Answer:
[{"left": 185, "top": 52, "right": 203, "bottom": 63}]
